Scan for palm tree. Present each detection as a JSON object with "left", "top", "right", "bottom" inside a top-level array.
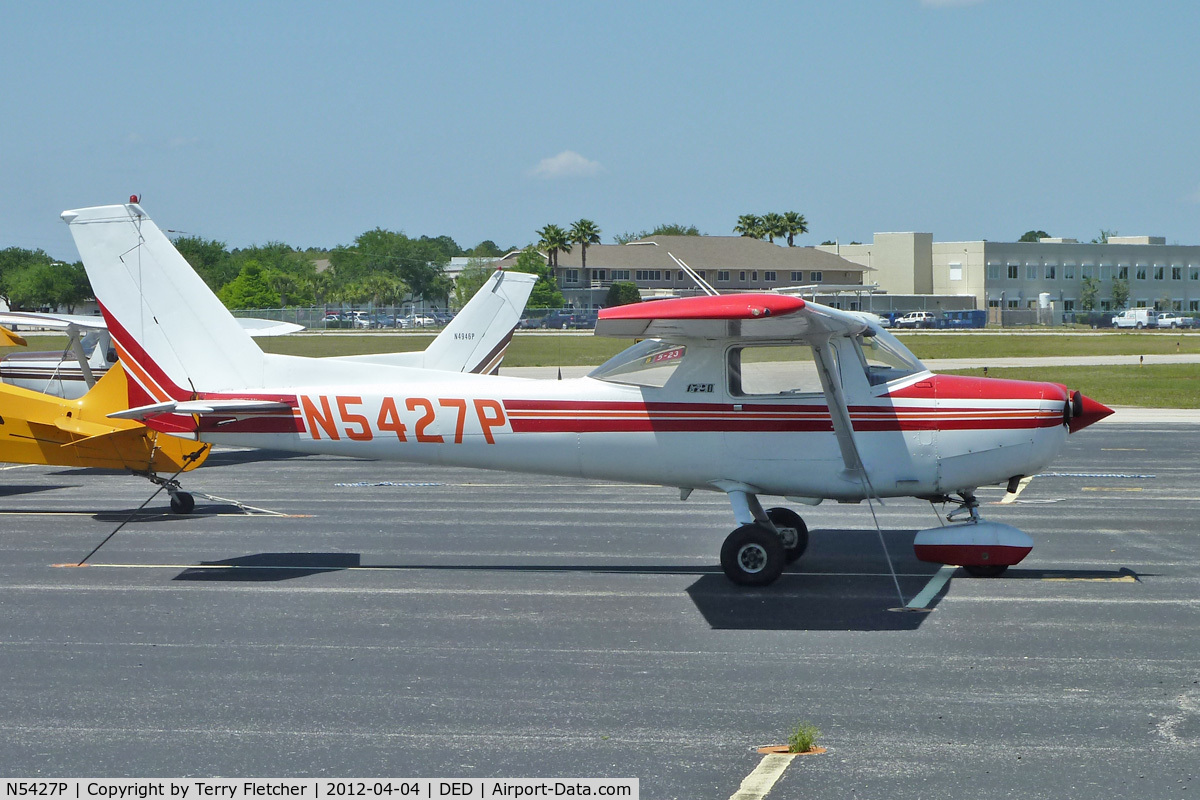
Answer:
[
  {"left": 569, "top": 219, "right": 602, "bottom": 271},
  {"left": 782, "top": 211, "right": 809, "bottom": 247},
  {"left": 761, "top": 213, "right": 786, "bottom": 244},
  {"left": 733, "top": 214, "right": 764, "bottom": 239},
  {"left": 537, "top": 224, "right": 572, "bottom": 268}
]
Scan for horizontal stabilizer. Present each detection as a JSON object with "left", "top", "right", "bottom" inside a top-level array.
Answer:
[{"left": 109, "top": 398, "right": 293, "bottom": 421}]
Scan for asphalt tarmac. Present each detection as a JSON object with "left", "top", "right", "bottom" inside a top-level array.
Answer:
[{"left": 1, "top": 420, "right": 1198, "bottom": 798}]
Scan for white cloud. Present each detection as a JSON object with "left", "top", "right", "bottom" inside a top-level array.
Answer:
[
  {"left": 529, "top": 150, "right": 603, "bottom": 180},
  {"left": 920, "top": 0, "right": 986, "bottom": 7}
]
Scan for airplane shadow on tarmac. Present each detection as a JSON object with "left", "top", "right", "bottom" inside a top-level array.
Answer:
[
  {"left": 0, "top": 484, "right": 77, "bottom": 498},
  {"left": 166, "top": 529, "right": 1142, "bottom": 631}
]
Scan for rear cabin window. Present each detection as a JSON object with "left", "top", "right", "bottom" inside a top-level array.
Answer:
[
  {"left": 589, "top": 339, "right": 687, "bottom": 388},
  {"left": 728, "top": 345, "right": 831, "bottom": 397}
]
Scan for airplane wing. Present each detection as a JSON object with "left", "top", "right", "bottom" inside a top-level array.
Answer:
[
  {"left": 1, "top": 325, "right": 28, "bottom": 347},
  {"left": 598, "top": 294, "right": 874, "bottom": 484},
  {"left": 233, "top": 318, "right": 306, "bottom": 336},
  {"left": 1, "top": 309, "right": 302, "bottom": 338},
  {"left": 335, "top": 270, "right": 537, "bottom": 374},
  {"left": 0, "top": 311, "right": 108, "bottom": 331},
  {"left": 595, "top": 295, "right": 868, "bottom": 341}
]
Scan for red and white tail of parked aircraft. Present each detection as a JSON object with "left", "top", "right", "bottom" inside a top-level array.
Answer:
[{"left": 64, "top": 202, "right": 1112, "bottom": 587}]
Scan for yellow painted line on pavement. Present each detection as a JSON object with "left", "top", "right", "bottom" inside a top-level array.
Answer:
[
  {"left": 1043, "top": 574, "right": 1139, "bottom": 583},
  {"left": 729, "top": 753, "right": 795, "bottom": 800}
]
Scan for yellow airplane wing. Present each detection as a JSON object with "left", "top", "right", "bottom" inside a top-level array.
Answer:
[{"left": 1, "top": 325, "right": 28, "bottom": 347}]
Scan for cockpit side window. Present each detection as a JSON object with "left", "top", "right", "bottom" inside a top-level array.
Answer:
[{"left": 728, "top": 344, "right": 832, "bottom": 397}]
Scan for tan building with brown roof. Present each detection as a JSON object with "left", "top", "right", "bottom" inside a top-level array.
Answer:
[{"left": 498, "top": 235, "right": 872, "bottom": 308}]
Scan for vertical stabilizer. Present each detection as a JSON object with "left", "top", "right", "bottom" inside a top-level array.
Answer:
[
  {"left": 63, "top": 204, "right": 265, "bottom": 400},
  {"left": 422, "top": 270, "right": 536, "bottom": 374}
]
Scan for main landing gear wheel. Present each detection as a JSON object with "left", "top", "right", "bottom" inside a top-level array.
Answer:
[
  {"left": 766, "top": 507, "right": 809, "bottom": 563},
  {"left": 963, "top": 564, "right": 1008, "bottom": 578},
  {"left": 720, "top": 524, "right": 786, "bottom": 587},
  {"left": 169, "top": 491, "right": 195, "bottom": 515}
]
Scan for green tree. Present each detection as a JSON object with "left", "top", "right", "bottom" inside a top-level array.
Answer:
[
  {"left": 417, "top": 234, "right": 465, "bottom": 260},
  {"left": 1111, "top": 277, "right": 1130, "bottom": 310},
  {"left": 733, "top": 214, "right": 764, "bottom": 239},
  {"left": 613, "top": 224, "right": 703, "bottom": 244},
  {"left": 0, "top": 246, "right": 55, "bottom": 308},
  {"left": 217, "top": 260, "right": 281, "bottom": 309},
  {"left": 649, "top": 223, "right": 702, "bottom": 237},
  {"left": 514, "top": 247, "right": 562, "bottom": 308},
  {"left": 761, "top": 212, "right": 786, "bottom": 244},
  {"left": 536, "top": 224, "right": 572, "bottom": 268},
  {"left": 330, "top": 228, "right": 450, "bottom": 303},
  {"left": 569, "top": 219, "right": 602, "bottom": 270},
  {"left": 1018, "top": 230, "right": 1050, "bottom": 242},
  {"left": 1079, "top": 276, "right": 1100, "bottom": 311},
  {"left": 781, "top": 212, "right": 808, "bottom": 246},
  {"left": 605, "top": 281, "right": 641, "bottom": 307},
  {"left": 1091, "top": 229, "right": 1118, "bottom": 244},
  {"left": 5, "top": 261, "right": 90, "bottom": 311},
  {"left": 471, "top": 240, "right": 505, "bottom": 258},
  {"left": 301, "top": 272, "right": 336, "bottom": 307},
  {"left": 453, "top": 258, "right": 495, "bottom": 309},
  {"left": 173, "top": 236, "right": 237, "bottom": 290},
  {"left": 357, "top": 273, "right": 410, "bottom": 309}
]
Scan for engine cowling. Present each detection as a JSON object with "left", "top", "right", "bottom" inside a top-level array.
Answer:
[{"left": 913, "top": 521, "right": 1033, "bottom": 567}]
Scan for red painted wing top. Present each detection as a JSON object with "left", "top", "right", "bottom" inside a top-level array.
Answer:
[
  {"left": 595, "top": 294, "right": 869, "bottom": 342},
  {"left": 599, "top": 294, "right": 805, "bottom": 321}
]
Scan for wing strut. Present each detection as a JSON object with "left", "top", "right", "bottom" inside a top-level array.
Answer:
[{"left": 812, "top": 336, "right": 905, "bottom": 604}]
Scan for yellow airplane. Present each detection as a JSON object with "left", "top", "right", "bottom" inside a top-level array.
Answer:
[{"left": 1, "top": 325, "right": 210, "bottom": 512}]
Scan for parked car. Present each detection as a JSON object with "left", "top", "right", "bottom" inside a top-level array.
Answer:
[
  {"left": 542, "top": 311, "right": 577, "bottom": 329},
  {"left": 517, "top": 315, "right": 542, "bottom": 329},
  {"left": 405, "top": 314, "right": 436, "bottom": 327},
  {"left": 1111, "top": 308, "right": 1159, "bottom": 329},
  {"left": 1155, "top": 312, "right": 1193, "bottom": 329},
  {"left": 894, "top": 311, "right": 938, "bottom": 329},
  {"left": 569, "top": 311, "right": 598, "bottom": 329}
]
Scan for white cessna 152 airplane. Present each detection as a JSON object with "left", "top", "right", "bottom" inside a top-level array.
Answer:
[{"left": 64, "top": 202, "right": 1112, "bottom": 587}]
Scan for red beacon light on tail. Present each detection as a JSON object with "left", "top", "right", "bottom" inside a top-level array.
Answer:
[{"left": 129, "top": 195, "right": 140, "bottom": 204}]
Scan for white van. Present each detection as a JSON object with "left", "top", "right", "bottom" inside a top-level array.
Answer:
[{"left": 1111, "top": 308, "right": 1158, "bottom": 329}]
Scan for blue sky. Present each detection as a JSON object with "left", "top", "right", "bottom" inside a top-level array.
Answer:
[{"left": 3, "top": 1, "right": 1198, "bottom": 260}]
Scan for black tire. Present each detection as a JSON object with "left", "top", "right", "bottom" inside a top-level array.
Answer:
[
  {"left": 720, "top": 524, "right": 786, "bottom": 587},
  {"left": 1136, "top": 322, "right": 1144, "bottom": 329},
  {"left": 963, "top": 564, "right": 1008, "bottom": 578},
  {"left": 170, "top": 492, "right": 195, "bottom": 514},
  {"left": 766, "top": 507, "right": 809, "bottom": 563}
]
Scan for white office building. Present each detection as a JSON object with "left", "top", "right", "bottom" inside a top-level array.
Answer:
[{"left": 820, "top": 233, "right": 1200, "bottom": 317}]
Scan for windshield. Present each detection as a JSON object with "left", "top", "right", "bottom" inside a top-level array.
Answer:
[
  {"left": 854, "top": 327, "right": 925, "bottom": 386},
  {"left": 589, "top": 339, "right": 687, "bottom": 388}
]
